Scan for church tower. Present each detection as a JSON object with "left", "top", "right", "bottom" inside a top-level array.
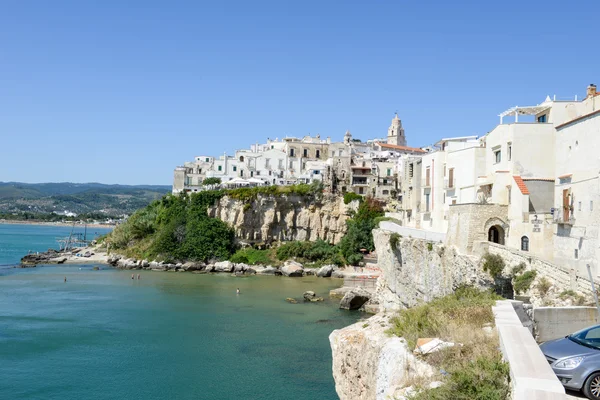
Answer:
[{"left": 387, "top": 113, "right": 406, "bottom": 146}]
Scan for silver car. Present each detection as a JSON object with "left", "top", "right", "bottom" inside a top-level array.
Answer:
[{"left": 540, "top": 324, "right": 600, "bottom": 399}]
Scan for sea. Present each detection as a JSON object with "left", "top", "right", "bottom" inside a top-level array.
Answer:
[{"left": 0, "top": 223, "right": 358, "bottom": 400}]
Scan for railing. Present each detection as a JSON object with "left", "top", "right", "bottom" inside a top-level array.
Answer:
[{"left": 421, "top": 179, "right": 431, "bottom": 188}]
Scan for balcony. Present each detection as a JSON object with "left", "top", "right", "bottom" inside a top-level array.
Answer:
[
  {"left": 554, "top": 209, "right": 576, "bottom": 226},
  {"left": 421, "top": 179, "right": 431, "bottom": 188},
  {"left": 444, "top": 178, "right": 455, "bottom": 189}
]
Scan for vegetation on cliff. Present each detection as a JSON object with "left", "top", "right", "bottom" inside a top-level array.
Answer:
[
  {"left": 388, "top": 286, "right": 509, "bottom": 400},
  {"left": 107, "top": 183, "right": 383, "bottom": 266}
]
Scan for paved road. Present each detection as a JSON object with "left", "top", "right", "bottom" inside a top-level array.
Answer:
[{"left": 566, "top": 389, "right": 586, "bottom": 399}]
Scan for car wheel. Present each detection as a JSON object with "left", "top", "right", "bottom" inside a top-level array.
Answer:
[{"left": 584, "top": 372, "right": 600, "bottom": 399}]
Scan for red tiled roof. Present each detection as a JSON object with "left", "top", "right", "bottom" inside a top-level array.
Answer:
[
  {"left": 513, "top": 176, "right": 530, "bottom": 195},
  {"left": 558, "top": 173, "right": 572, "bottom": 179},
  {"left": 375, "top": 142, "right": 427, "bottom": 153}
]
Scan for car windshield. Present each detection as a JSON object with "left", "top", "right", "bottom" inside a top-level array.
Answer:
[{"left": 569, "top": 325, "right": 600, "bottom": 350}]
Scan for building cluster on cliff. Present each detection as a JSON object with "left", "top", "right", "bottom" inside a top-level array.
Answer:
[{"left": 173, "top": 83, "right": 600, "bottom": 280}]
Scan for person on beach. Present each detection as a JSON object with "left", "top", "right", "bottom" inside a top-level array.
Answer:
[{"left": 236, "top": 288, "right": 240, "bottom": 295}]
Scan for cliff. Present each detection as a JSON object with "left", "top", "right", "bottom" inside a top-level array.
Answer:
[
  {"left": 372, "top": 228, "right": 490, "bottom": 311},
  {"left": 208, "top": 194, "right": 350, "bottom": 245}
]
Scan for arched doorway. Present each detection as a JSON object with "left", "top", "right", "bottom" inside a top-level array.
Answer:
[{"left": 488, "top": 225, "right": 505, "bottom": 245}]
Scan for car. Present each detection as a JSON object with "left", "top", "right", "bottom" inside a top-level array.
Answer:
[{"left": 540, "top": 324, "right": 600, "bottom": 399}]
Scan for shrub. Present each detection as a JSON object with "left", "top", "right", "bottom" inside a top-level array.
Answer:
[
  {"left": 513, "top": 270, "right": 537, "bottom": 294},
  {"left": 537, "top": 277, "right": 552, "bottom": 296},
  {"left": 389, "top": 233, "right": 400, "bottom": 249},
  {"left": 230, "top": 248, "right": 273, "bottom": 265},
  {"left": 339, "top": 198, "right": 384, "bottom": 261},
  {"left": 511, "top": 262, "right": 526, "bottom": 276},
  {"left": 427, "top": 242, "right": 433, "bottom": 252},
  {"left": 346, "top": 253, "right": 363, "bottom": 266},
  {"left": 275, "top": 240, "right": 344, "bottom": 266},
  {"left": 343, "top": 192, "right": 363, "bottom": 204},
  {"left": 482, "top": 252, "right": 505, "bottom": 278}
]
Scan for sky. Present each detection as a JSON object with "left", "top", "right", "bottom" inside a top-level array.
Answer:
[{"left": 1, "top": 0, "right": 599, "bottom": 185}]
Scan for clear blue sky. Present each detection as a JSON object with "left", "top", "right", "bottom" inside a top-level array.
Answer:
[{"left": 1, "top": 0, "right": 598, "bottom": 185}]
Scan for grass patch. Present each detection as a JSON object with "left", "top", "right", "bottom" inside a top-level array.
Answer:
[
  {"left": 537, "top": 277, "right": 552, "bottom": 296},
  {"left": 482, "top": 252, "right": 505, "bottom": 278},
  {"left": 513, "top": 270, "right": 537, "bottom": 295},
  {"left": 388, "top": 286, "right": 509, "bottom": 400},
  {"left": 389, "top": 233, "right": 401, "bottom": 249}
]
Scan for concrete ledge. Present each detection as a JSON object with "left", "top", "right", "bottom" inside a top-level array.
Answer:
[
  {"left": 494, "top": 300, "right": 566, "bottom": 399},
  {"left": 378, "top": 221, "right": 446, "bottom": 242}
]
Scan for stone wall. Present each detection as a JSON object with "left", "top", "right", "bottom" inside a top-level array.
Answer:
[
  {"left": 477, "top": 241, "right": 598, "bottom": 297},
  {"left": 208, "top": 194, "right": 349, "bottom": 244},
  {"left": 446, "top": 203, "right": 508, "bottom": 254},
  {"left": 533, "top": 306, "right": 599, "bottom": 342},
  {"left": 373, "top": 227, "right": 489, "bottom": 311},
  {"left": 378, "top": 221, "right": 446, "bottom": 242}
]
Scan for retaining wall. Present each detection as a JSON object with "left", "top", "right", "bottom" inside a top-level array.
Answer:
[
  {"left": 378, "top": 221, "right": 446, "bottom": 242},
  {"left": 534, "top": 306, "right": 599, "bottom": 342}
]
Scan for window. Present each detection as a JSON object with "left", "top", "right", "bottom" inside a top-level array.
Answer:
[
  {"left": 494, "top": 150, "right": 501, "bottom": 163},
  {"left": 303, "top": 149, "right": 308, "bottom": 157},
  {"left": 338, "top": 150, "right": 343, "bottom": 156},
  {"left": 331, "top": 151, "right": 335, "bottom": 157},
  {"left": 358, "top": 187, "right": 364, "bottom": 194},
  {"left": 302, "top": 162, "right": 306, "bottom": 170},
  {"left": 521, "top": 236, "right": 529, "bottom": 252},
  {"left": 233, "top": 166, "right": 237, "bottom": 172},
  {"left": 387, "top": 168, "right": 392, "bottom": 176},
  {"left": 240, "top": 170, "right": 244, "bottom": 176},
  {"left": 239, "top": 156, "right": 244, "bottom": 162},
  {"left": 271, "top": 145, "right": 274, "bottom": 149},
  {"left": 218, "top": 165, "right": 222, "bottom": 171},
  {"left": 205, "top": 157, "right": 210, "bottom": 162},
  {"left": 289, "top": 161, "right": 294, "bottom": 169},
  {"left": 316, "top": 150, "right": 320, "bottom": 158},
  {"left": 575, "top": 249, "right": 579, "bottom": 259},
  {"left": 443, "top": 164, "right": 446, "bottom": 177},
  {"left": 538, "top": 114, "right": 547, "bottom": 123},
  {"left": 425, "top": 194, "right": 430, "bottom": 212},
  {"left": 425, "top": 167, "right": 430, "bottom": 186},
  {"left": 269, "top": 171, "right": 272, "bottom": 176},
  {"left": 265, "top": 158, "right": 270, "bottom": 168},
  {"left": 278, "top": 159, "right": 283, "bottom": 169},
  {"left": 452, "top": 199, "right": 457, "bottom": 205},
  {"left": 290, "top": 149, "right": 295, "bottom": 157},
  {"left": 508, "top": 143, "right": 512, "bottom": 161},
  {"left": 256, "top": 171, "right": 260, "bottom": 176},
  {"left": 382, "top": 190, "right": 389, "bottom": 195}
]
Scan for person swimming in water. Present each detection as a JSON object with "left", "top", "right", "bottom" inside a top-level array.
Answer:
[
  {"left": 137, "top": 274, "right": 141, "bottom": 280},
  {"left": 64, "top": 276, "right": 67, "bottom": 283},
  {"left": 131, "top": 274, "right": 134, "bottom": 280},
  {"left": 236, "top": 288, "right": 240, "bottom": 295}
]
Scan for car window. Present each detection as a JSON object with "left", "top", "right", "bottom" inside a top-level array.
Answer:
[{"left": 586, "top": 328, "right": 600, "bottom": 339}]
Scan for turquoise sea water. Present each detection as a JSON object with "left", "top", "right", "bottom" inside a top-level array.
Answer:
[
  {"left": 0, "top": 224, "right": 358, "bottom": 400},
  {"left": 0, "top": 223, "right": 112, "bottom": 265}
]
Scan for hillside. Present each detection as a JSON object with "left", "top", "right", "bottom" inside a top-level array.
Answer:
[{"left": 0, "top": 182, "right": 171, "bottom": 218}]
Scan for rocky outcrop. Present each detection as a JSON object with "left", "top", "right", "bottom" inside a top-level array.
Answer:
[
  {"left": 329, "top": 313, "right": 434, "bottom": 400},
  {"left": 339, "top": 288, "right": 371, "bottom": 310},
  {"left": 316, "top": 264, "right": 334, "bottom": 277},
  {"left": 373, "top": 229, "right": 490, "bottom": 311},
  {"left": 208, "top": 194, "right": 349, "bottom": 244}
]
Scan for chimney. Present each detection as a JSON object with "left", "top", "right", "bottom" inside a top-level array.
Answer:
[{"left": 587, "top": 84, "right": 597, "bottom": 98}]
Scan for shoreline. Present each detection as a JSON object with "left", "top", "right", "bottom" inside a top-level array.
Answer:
[{"left": 0, "top": 220, "right": 115, "bottom": 229}]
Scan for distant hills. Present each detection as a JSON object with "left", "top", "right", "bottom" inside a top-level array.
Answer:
[{"left": 0, "top": 182, "right": 172, "bottom": 218}]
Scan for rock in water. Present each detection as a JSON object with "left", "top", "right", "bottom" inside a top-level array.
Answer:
[
  {"left": 281, "top": 260, "right": 304, "bottom": 277},
  {"left": 256, "top": 266, "right": 277, "bottom": 275},
  {"left": 303, "top": 291, "right": 316, "bottom": 301},
  {"left": 316, "top": 265, "right": 334, "bottom": 277},
  {"left": 339, "top": 289, "right": 371, "bottom": 310},
  {"left": 285, "top": 298, "right": 298, "bottom": 304},
  {"left": 214, "top": 261, "right": 234, "bottom": 272}
]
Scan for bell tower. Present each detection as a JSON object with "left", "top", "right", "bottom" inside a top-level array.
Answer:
[{"left": 387, "top": 113, "right": 406, "bottom": 146}]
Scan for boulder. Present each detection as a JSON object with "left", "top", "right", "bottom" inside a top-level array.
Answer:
[
  {"left": 149, "top": 261, "right": 159, "bottom": 269},
  {"left": 205, "top": 264, "right": 215, "bottom": 272},
  {"left": 304, "top": 268, "right": 316, "bottom": 276},
  {"left": 182, "top": 262, "right": 203, "bottom": 271},
  {"left": 317, "top": 265, "right": 334, "bottom": 277},
  {"left": 245, "top": 266, "right": 256, "bottom": 275},
  {"left": 339, "top": 289, "right": 371, "bottom": 310},
  {"left": 234, "top": 263, "right": 248, "bottom": 273},
  {"left": 303, "top": 291, "right": 316, "bottom": 301},
  {"left": 281, "top": 261, "right": 304, "bottom": 277},
  {"left": 286, "top": 298, "right": 298, "bottom": 304},
  {"left": 257, "top": 266, "right": 277, "bottom": 275},
  {"left": 214, "top": 261, "right": 234, "bottom": 272},
  {"left": 141, "top": 260, "right": 150, "bottom": 268},
  {"left": 332, "top": 269, "right": 346, "bottom": 278}
]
